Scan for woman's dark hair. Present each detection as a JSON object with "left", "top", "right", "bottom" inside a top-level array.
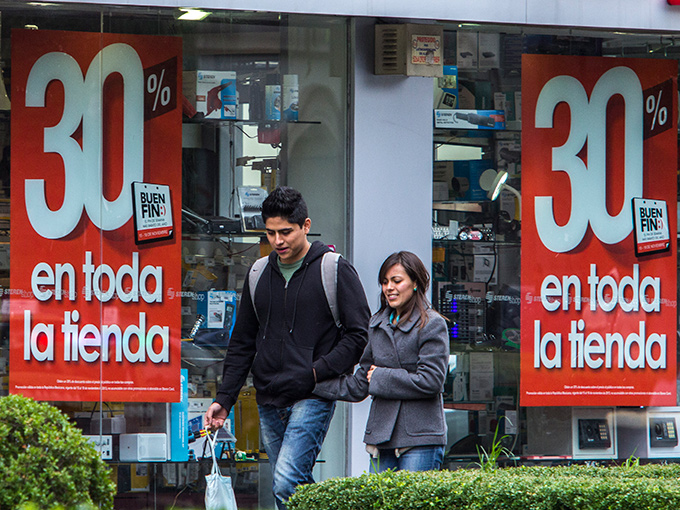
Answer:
[
  {"left": 261, "top": 186, "right": 309, "bottom": 227},
  {"left": 377, "top": 251, "right": 432, "bottom": 328}
]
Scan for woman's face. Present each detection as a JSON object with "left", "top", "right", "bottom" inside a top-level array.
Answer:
[{"left": 381, "top": 263, "right": 416, "bottom": 316}]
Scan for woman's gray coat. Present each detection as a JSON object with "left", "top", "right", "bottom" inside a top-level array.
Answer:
[{"left": 314, "top": 307, "right": 449, "bottom": 449}]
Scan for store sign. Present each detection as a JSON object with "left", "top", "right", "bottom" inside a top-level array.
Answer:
[
  {"left": 9, "top": 29, "right": 182, "bottom": 402},
  {"left": 521, "top": 55, "right": 677, "bottom": 406},
  {"left": 132, "top": 182, "right": 174, "bottom": 244},
  {"left": 632, "top": 198, "right": 670, "bottom": 256},
  {"left": 411, "top": 35, "right": 441, "bottom": 65}
]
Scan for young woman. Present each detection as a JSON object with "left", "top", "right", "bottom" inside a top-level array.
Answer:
[{"left": 314, "top": 251, "right": 449, "bottom": 472}]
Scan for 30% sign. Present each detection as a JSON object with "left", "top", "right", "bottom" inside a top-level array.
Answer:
[
  {"left": 643, "top": 78, "right": 673, "bottom": 139},
  {"left": 143, "top": 56, "right": 177, "bottom": 121},
  {"left": 148, "top": 69, "right": 171, "bottom": 110}
]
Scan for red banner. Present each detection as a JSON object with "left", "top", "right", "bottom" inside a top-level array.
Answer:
[
  {"left": 521, "top": 55, "right": 677, "bottom": 406},
  {"left": 9, "top": 29, "right": 182, "bottom": 402}
]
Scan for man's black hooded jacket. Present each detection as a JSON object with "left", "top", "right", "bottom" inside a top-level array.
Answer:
[{"left": 215, "top": 241, "right": 370, "bottom": 411}]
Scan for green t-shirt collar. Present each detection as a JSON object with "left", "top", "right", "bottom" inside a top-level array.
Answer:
[{"left": 277, "top": 257, "right": 304, "bottom": 282}]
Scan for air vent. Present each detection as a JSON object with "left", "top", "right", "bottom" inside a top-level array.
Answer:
[{"left": 375, "top": 24, "right": 443, "bottom": 77}]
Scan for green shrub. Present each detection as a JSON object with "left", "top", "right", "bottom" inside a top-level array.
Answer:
[
  {"left": 288, "top": 463, "right": 680, "bottom": 510},
  {"left": 0, "top": 394, "right": 116, "bottom": 510}
]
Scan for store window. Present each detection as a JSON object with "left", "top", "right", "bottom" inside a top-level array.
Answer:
[
  {"left": 432, "top": 27, "right": 680, "bottom": 467},
  {"left": 0, "top": 2, "right": 349, "bottom": 508}
]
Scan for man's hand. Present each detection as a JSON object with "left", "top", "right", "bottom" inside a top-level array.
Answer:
[{"left": 204, "top": 402, "right": 228, "bottom": 431}]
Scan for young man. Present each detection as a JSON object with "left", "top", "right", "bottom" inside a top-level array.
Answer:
[{"left": 204, "top": 186, "right": 370, "bottom": 509}]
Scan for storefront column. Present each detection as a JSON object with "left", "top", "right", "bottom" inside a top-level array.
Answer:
[{"left": 348, "top": 17, "right": 435, "bottom": 476}]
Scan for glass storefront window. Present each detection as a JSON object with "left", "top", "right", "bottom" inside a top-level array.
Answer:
[
  {"left": 0, "top": 2, "right": 348, "bottom": 508},
  {"left": 4, "top": 0, "right": 680, "bottom": 506},
  {"left": 432, "top": 26, "right": 680, "bottom": 467}
]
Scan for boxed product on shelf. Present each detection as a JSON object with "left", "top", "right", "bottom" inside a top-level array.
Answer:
[
  {"left": 282, "top": 74, "right": 299, "bottom": 121},
  {"left": 167, "top": 369, "right": 189, "bottom": 462},
  {"left": 265, "top": 82, "right": 281, "bottom": 120},
  {"left": 493, "top": 91, "right": 516, "bottom": 121},
  {"left": 514, "top": 91, "right": 522, "bottom": 121},
  {"left": 194, "top": 290, "right": 238, "bottom": 346},
  {"left": 119, "top": 433, "right": 168, "bottom": 462},
  {"left": 435, "top": 65, "right": 458, "bottom": 109},
  {"left": 494, "top": 136, "right": 521, "bottom": 177},
  {"left": 434, "top": 109, "right": 505, "bottom": 130},
  {"left": 433, "top": 181, "right": 449, "bottom": 202},
  {"left": 456, "top": 31, "right": 478, "bottom": 69},
  {"left": 433, "top": 160, "right": 492, "bottom": 201},
  {"left": 478, "top": 33, "right": 500, "bottom": 69},
  {"left": 456, "top": 32, "right": 500, "bottom": 70},
  {"left": 183, "top": 70, "right": 237, "bottom": 119}
]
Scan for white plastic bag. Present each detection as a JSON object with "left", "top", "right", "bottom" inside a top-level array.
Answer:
[{"left": 205, "top": 432, "right": 238, "bottom": 510}]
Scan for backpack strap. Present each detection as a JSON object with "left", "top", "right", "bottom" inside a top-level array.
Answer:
[
  {"left": 321, "top": 252, "right": 342, "bottom": 329},
  {"left": 248, "top": 256, "right": 269, "bottom": 323},
  {"left": 248, "top": 251, "right": 342, "bottom": 329}
]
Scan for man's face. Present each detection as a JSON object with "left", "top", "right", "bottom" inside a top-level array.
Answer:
[{"left": 265, "top": 216, "right": 311, "bottom": 264}]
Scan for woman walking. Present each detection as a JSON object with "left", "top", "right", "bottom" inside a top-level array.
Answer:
[{"left": 314, "top": 251, "right": 449, "bottom": 472}]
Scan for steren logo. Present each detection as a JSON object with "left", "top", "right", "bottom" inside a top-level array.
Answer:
[
  {"left": 534, "top": 67, "right": 643, "bottom": 253},
  {"left": 23, "top": 43, "right": 144, "bottom": 240}
]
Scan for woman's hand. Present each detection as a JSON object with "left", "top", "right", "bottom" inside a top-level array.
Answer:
[{"left": 367, "top": 365, "right": 377, "bottom": 382}]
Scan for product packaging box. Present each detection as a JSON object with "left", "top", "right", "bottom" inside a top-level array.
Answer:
[
  {"left": 183, "top": 71, "right": 237, "bottom": 119},
  {"left": 166, "top": 368, "right": 189, "bottom": 462},
  {"left": 434, "top": 109, "right": 505, "bottom": 130},
  {"left": 435, "top": 65, "right": 458, "bottom": 109},
  {"left": 457, "top": 32, "right": 478, "bottom": 69},
  {"left": 434, "top": 160, "right": 492, "bottom": 201},
  {"left": 130, "top": 464, "right": 150, "bottom": 492},
  {"left": 84, "top": 434, "right": 113, "bottom": 460},
  {"left": 433, "top": 162, "right": 455, "bottom": 200},
  {"left": 195, "top": 290, "right": 237, "bottom": 345},
  {"left": 119, "top": 433, "right": 168, "bottom": 462},
  {"left": 265, "top": 84, "right": 281, "bottom": 121},
  {"left": 478, "top": 33, "right": 500, "bottom": 69},
  {"left": 493, "top": 91, "right": 516, "bottom": 121},
  {"left": 282, "top": 74, "right": 299, "bottom": 121},
  {"left": 433, "top": 181, "right": 449, "bottom": 202},
  {"left": 495, "top": 135, "right": 521, "bottom": 177}
]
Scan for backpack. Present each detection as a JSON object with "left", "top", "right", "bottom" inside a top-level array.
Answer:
[{"left": 248, "top": 251, "right": 342, "bottom": 328}]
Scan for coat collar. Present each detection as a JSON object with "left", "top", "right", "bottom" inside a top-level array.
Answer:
[{"left": 370, "top": 307, "right": 419, "bottom": 333}]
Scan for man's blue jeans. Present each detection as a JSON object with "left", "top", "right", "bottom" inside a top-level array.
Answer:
[
  {"left": 258, "top": 398, "right": 336, "bottom": 510},
  {"left": 369, "top": 445, "right": 445, "bottom": 473}
]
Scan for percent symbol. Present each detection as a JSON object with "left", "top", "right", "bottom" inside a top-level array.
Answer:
[
  {"left": 147, "top": 68, "right": 171, "bottom": 112},
  {"left": 645, "top": 89, "right": 668, "bottom": 130}
]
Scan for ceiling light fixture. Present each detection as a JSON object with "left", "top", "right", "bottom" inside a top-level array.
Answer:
[{"left": 178, "top": 8, "right": 211, "bottom": 21}]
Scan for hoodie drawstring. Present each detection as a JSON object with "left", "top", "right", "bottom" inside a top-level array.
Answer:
[{"left": 288, "top": 263, "right": 309, "bottom": 333}]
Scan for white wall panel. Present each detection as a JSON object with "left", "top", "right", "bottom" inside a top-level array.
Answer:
[
  {"left": 525, "top": 0, "right": 680, "bottom": 31},
  {"left": 51, "top": 0, "right": 680, "bottom": 31}
]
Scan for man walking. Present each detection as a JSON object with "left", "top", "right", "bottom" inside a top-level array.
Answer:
[{"left": 204, "top": 186, "right": 370, "bottom": 509}]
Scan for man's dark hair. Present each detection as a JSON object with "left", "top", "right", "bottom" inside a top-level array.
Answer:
[{"left": 261, "top": 186, "right": 309, "bottom": 227}]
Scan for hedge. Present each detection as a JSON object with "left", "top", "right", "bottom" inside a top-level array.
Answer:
[
  {"left": 0, "top": 394, "right": 116, "bottom": 510},
  {"left": 288, "top": 463, "right": 680, "bottom": 510}
]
